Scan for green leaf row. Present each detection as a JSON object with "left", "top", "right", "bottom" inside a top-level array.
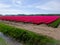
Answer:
[{"left": 48, "top": 18, "right": 60, "bottom": 28}]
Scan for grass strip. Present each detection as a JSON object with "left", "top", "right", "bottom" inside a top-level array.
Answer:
[
  {"left": 0, "top": 37, "right": 7, "bottom": 45},
  {"left": 48, "top": 18, "right": 60, "bottom": 28}
]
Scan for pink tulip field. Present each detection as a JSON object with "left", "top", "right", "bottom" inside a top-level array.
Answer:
[{"left": 0, "top": 16, "right": 60, "bottom": 28}]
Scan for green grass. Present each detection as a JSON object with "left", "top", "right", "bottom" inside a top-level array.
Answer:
[
  {"left": 0, "top": 23, "right": 60, "bottom": 45},
  {"left": 48, "top": 18, "right": 60, "bottom": 28},
  {"left": 0, "top": 37, "right": 7, "bottom": 45}
]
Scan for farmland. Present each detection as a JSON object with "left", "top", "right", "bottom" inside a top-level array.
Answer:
[
  {"left": 0, "top": 22, "right": 60, "bottom": 45},
  {"left": 0, "top": 15, "right": 60, "bottom": 45},
  {"left": 0, "top": 15, "right": 60, "bottom": 27}
]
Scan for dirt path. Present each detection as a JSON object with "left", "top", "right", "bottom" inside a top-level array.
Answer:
[
  {"left": 0, "top": 32, "right": 23, "bottom": 45},
  {"left": 0, "top": 20, "right": 60, "bottom": 40}
]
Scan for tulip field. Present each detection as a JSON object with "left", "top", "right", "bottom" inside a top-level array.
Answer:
[
  {"left": 0, "top": 15, "right": 60, "bottom": 45},
  {"left": 0, "top": 16, "right": 60, "bottom": 28}
]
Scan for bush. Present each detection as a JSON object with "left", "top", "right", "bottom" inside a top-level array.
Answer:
[{"left": 0, "top": 23, "right": 59, "bottom": 45}]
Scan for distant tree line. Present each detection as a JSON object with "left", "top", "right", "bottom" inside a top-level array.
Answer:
[{"left": 0, "top": 14, "right": 60, "bottom": 16}]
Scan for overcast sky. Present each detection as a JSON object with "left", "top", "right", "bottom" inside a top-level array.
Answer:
[{"left": 0, "top": 0, "right": 60, "bottom": 14}]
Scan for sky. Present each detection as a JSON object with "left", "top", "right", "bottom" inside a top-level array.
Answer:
[{"left": 0, "top": 0, "right": 60, "bottom": 14}]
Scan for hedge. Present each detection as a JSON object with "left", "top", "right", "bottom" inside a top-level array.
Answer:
[{"left": 0, "top": 23, "right": 59, "bottom": 45}]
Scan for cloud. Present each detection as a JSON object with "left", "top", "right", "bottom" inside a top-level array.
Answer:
[
  {"left": 35, "top": 0, "right": 60, "bottom": 11},
  {"left": 0, "top": 9, "right": 39, "bottom": 15},
  {"left": 0, "top": 9, "right": 23, "bottom": 14},
  {"left": 0, "top": 3, "right": 11, "bottom": 8},
  {"left": 0, "top": 8, "right": 45, "bottom": 15},
  {"left": 0, "top": 2, "right": 23, "bottom": 14},
  {"left": 0, "top": 2, "right": 22, "bottom": 14},
  {"left": 0, "top": 0, "right": 60, "bottom": 14},
  {"left": 12, "top": 0, "right": 22, "bottom": 6}
]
